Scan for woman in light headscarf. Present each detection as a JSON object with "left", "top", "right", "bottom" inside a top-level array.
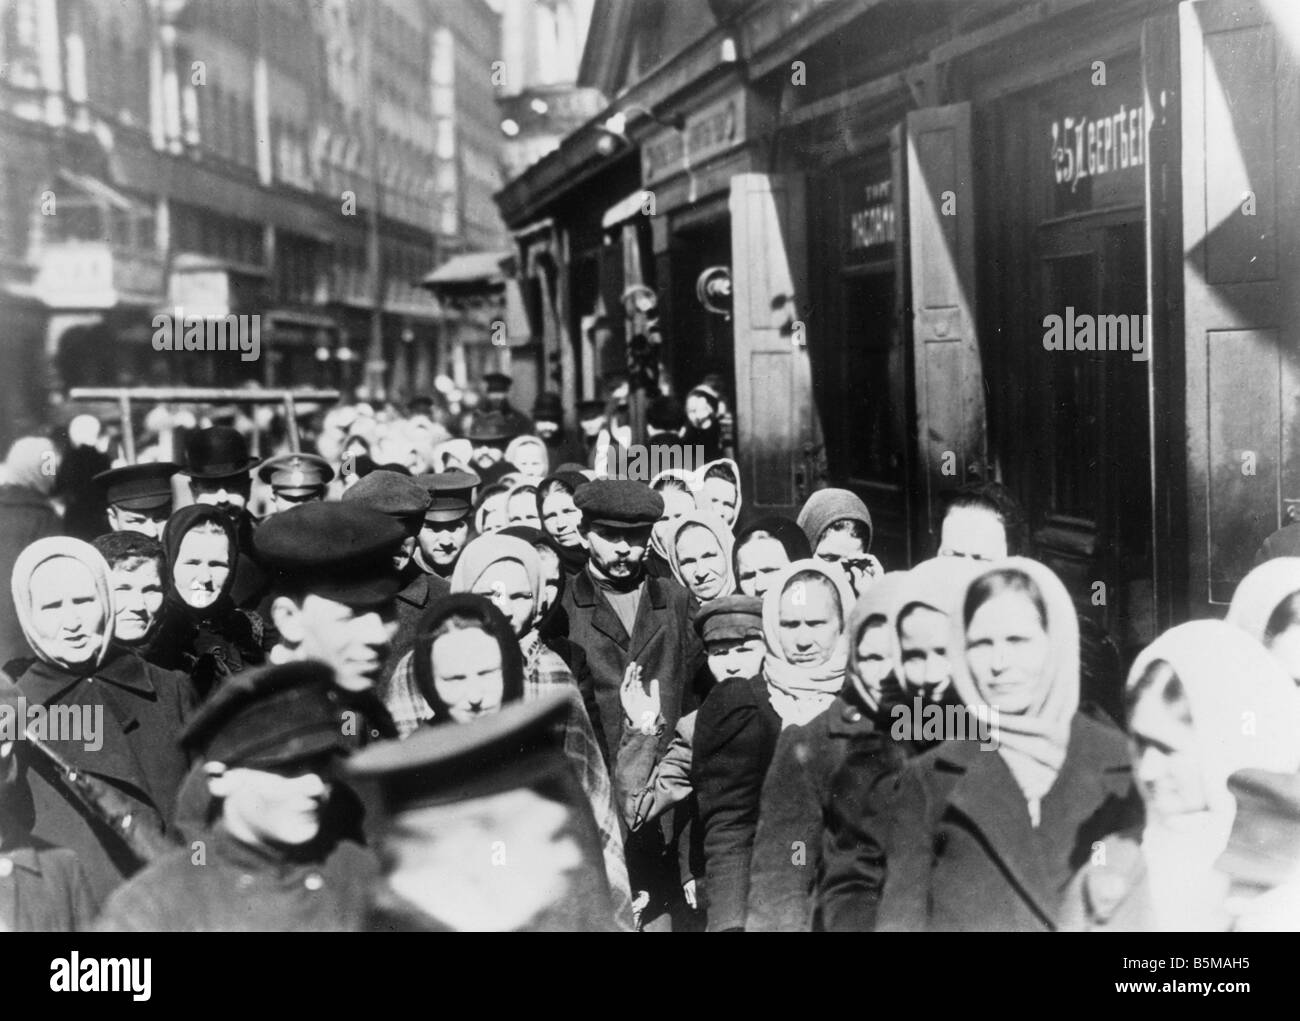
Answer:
[
  {"left": 7, "top": 537, "right": 194, "bottom": 903},
  {"left": 433, "top": 437, "right": 474, "bottom": 474},
  {"left": 0, "top": 438, "right": 62, "bottom": 662},
  {"left": 693, "top": 558, "right": 854, "bottom": 931},
  {"left": 748, "top": 570, "right": 914, "bottom": 932},
  {"left": 797, "top": 487, "right": 882, "bottom": 597},
  {"left": 504, "top": 435, "right": 549, "bottom": 482},
  {"left": 663, "top": 511, "right": 735, "bottom": 603},
  {"left": 1226, "top": 557, "right": 1300, "bottom": 684},
  {"left": 1062, "top": 620, "right": 1300, "bottom": 931},
  {"left": 381, "top": 536, "right": 634, "bottom": 929},
  {"left": 647, "top": 469, "right": 697, "bottom": 579},
  {"left": 874, "top": 557, "right": 1141, "bottom": 932},
  {"left": 696, "top": 458, "right": 743, "bottom": 531}
]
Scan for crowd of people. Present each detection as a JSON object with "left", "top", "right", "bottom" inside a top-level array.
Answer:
[{"left": 0, "top": 370, "right": 1297, "bottom": 932}]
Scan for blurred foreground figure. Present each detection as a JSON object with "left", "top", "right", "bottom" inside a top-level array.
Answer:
[
  {"left": 96, "top": 661, "right": 377, "bottom": 931},
  {"left": 0, "top": 438, "right": 61, "bottom": 662},
  {"left": 350, "top": 691, "right": 618, "bottom": 932}
]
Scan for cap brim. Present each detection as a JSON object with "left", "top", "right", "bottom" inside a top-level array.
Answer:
[
  {"left": 188, "top": 458, "right": 260, "bottom": 480},
  {"left": 111, "top": 494, "right": 172, "bottom": 511},
  {"left": 584, "top": 516, "right": 656, "bottom": 530},
  {"left": 241, "top": 729, "right": 348, "bottom": 769},
  {"left": 424, "top": 507, "right": 472, "bottom": 523}
]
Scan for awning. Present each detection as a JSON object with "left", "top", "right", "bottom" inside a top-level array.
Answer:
[
  {"left": 56, "top": 169, "right": 147, "bottom": 213},
  {"left": 420, "top": 251, "right": 511, "bottom": 290}
]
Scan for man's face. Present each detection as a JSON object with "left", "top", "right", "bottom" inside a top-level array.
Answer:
[
  {"left": 584, "top": 523, "right": 651, "bottom": 581},
  {"left": 190, "top": 476, "right": 251, "bottom": 515},
  {"left": 686, "top": 395, "right": 714, "bottom": 430},
  {"left": 705, "top": 637, "right": 764, "bottom": 683},
  {"left": 419, "top": 518, "right": 470, "bottom": 568},
  {"left": 281, "top": 594, "right": 397, "bottom": 692},
  {"left": 534, "top": 420, "right": 559, "bottom": 440},
  {"left": 472, "top": 444, "right": 504, "bottom": 468},
  {"left": 211, "top": 756, "right": 333, "bottom": 847},
  {"left": 110, "top": 558, "right": 164, "bottom": 644},
  {"left": 269, "top": 488, "right": 326, "bottom": 515},
  {"left": 107, "top": 505, "right": 169, "bottom": 539},
  {"left": 938, "top": 506, "right": 1008, "bottom": 562}
]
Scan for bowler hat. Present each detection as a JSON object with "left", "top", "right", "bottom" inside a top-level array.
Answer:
[{"left": 186, "top": 426, "right": 259, "bottom": 480}]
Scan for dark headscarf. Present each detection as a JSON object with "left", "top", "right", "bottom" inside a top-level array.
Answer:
[
  {"left": 412, "top": 593, "right": 525, "bottom": 725},
  {"left": 535, "top": 471, "right": 591, "bottom": 574},
  {"left": 162, "top": 504, "right": 239, "bottom": 624},
  {"left": 500, "top": 525, "right": 569, "bottom": 640},
  {"left": 732, "top": 515, "right": 812, "bottom": 579}
]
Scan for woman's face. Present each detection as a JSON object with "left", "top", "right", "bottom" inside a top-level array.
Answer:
[
  {"left": 473, "top": 559, "right": 536, "bottom": 636},
  {"left": 735, "top": 535, "right": 790, "bottom": 599},
  {"left": 964, "top": 590, "right": 1051, "bottom": 715},
  {"left": 1129, "top": 684, "right": 1205, "bottom": 820},
  {"left": 506, "top": 492, "right": 541, "bottom": 529},
  {"left": 702, "top": 477, "right": 738, "bottom": 529},
  {"left": 1265, "top": 623, "right": 1300, "bottom": 686},
  {"left": 431, "top": 628, "right": 505, "bottom": 723},
  {"left": 29, "top": 559, "right": 106, "bottom": 666},
  {"left": 479, "top": 494, "right": 508, "bottom": 534},
  {"left": 675, "top": 524, "right": 728, "bottom": 601},
  {"left": 512, "top": 444, "right": 547, "bottom": 479},
  {"left": 541, "top": 491, "right": 584, "bottom": 547},
  {"left": 534, "top": 545, "right": 560, "bottom": 617},
  {"left": 854, "top": 620, "right": 893, "bottom": 705},
  {"left": 777, "top": 579, "right": 841, "bottom": 666},
  {"left": 685, "top": 394, "right": 714, "bottom": 429},
  {"left": 173, "top": 527, "right": 231, "bottom": 609},
  {"left": 658, "top": 488, "right": 695, "bottom": 524},
  {"left": 897, "top": 605, "right": 951, "bottom": 701}
]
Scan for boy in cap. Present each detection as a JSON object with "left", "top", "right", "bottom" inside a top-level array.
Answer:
[
  {"left": 618, "top": 594, "right": 765, "bottom": 927},
  {"left": 96, "top": 661, "right": 378, "bottom": 931},
  {"left": 0, "top": 673, "right": 99, "bottom": 931},
  {"left": 349, "top": 692, "right": 618, "bottom": 931},
  {"left": 341, "top": 471, "right": 451, "bottom": 670},
  {"left": 94, "top": 462, "right": 179, "bottom": 539},
  {"left": 257, "top": 452, "right": 334, "bottom": 515},
  {"left": 561, "top": 479, "right": 705, "bottom": 930},
  {"left": 412, "top": 470, "right": 478, "bottom": 579}
]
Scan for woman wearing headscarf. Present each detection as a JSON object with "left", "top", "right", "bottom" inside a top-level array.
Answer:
[
  {"left": 797, "top": 487, "right": 882, "bottom": 598},
  {"left": 535, "top": 471, "right": 590, "bottom": 576},
  {"left": 663, "top": 511, "right": 735, "bottom": 604},
  {"left": 1226, "top": 557, "right": 1300, "bottom": 685},
  {"left": 732, "top": 515, "right": 812, "bottom": 601},
  {"left": 472, "top": 481, "right": 510, "bottom": 535},
  {"left": 1061, "top": 620, "right": 1300, "bottom": 931},
  {"left": 383, "top": 546, "right": 634, "bottom": 929},
  {"left": 647, "top": 470, "right": 697, "bottom": 580},
  {"left": 875, "top": 557, "right": 1141, "bottom": 931},
  {"left": 155, "top": 505, "right": 268, "bottom": 699},
  {"left": 0, "top": 438, "right": 62, "bottom": 662},
  {"left": 695, "top": 458, "right": 743, "bottom": 532},
  {"left": 693, "top": 559, "right": 855, "bottom": 931},
  {"left": 504, "top": 481, "right": 542, "bottom": 530},
  {"left": 683, "top": 385, "right": 724, "bottom": 463},
  {"left": 504, "top": 435, "right": 550, "bottom": 482},
  {"left": 6, "top": 537, "right": 195, "bottom": 903},
  {"left": 749, "top": 572, "right": 914, "bottom": 931}
]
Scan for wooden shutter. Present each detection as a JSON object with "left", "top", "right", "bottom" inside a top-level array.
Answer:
[
  {"left": 905, "top": 102, "right": 987, "bottom": 537},
  {"left": 729, "top": 173, "right": 820, "bottom": 516}
]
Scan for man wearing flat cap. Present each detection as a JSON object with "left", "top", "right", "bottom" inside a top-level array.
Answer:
[
  {"left": 561, "top": 479, "right": 705, "bottom": 930},
  {"left": 341, "top": 470, "right": 451, "bottom": 673},
  {"left": 412, "top": 470, "right": 478, "bottom": 579},
  {"left": 349, "top": 692, "right": 618, "bottom": 931},
  {"left": 94, "top": 461, "right": 179, "bottom": 539},
  {"left": 185, "top": 426, "right": 267, "bottom": 608},
  {"left": 96, "top": 661, "right": 379, "bottom": 931},
  {"left": 257, "top": 452, "right": 334, "bottom": 515}
]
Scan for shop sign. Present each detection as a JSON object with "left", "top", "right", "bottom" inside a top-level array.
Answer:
[
  {"left": 642, "top": 92, "right": 746, "bottom": 187},
  {"left": 34, "top": 242, "right": 165, "bottom": 309},
  {"left": 848, "top": 178, "right": 895, "bottom": 252}
]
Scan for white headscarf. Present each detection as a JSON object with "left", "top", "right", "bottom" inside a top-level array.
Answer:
[
  {"left": 760, "top": 558, "right": 857, "bottom": 728},
  {"left": 10, "top": 537, "right": 115, "bottom": 673},
  {"left": 664, "top": 510, "right": 735, "bottom": 601},
  {"left": 1226, "top": 558, "right": 1300, "bottom": 646}
]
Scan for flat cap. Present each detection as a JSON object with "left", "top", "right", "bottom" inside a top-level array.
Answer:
[
  {"left": 417, "top": 470, "right": 479, "bottom": 523},
  {"left": 467, "top": 410, "right": 519, "bottom": 443},
  {"left": 573, "top": 479, "right": 662, "bottom": 529},
  {"left": 255, "top": 502, "right": 407, "bottom": 607},
  {"left": 181, "top": 661, "right": 347, "bottom": 769},
  {"left": 341, "top": 469, "right": 431, "bottom": 522},
  {"left": 257, "top": 452, "right": 334, "bottom": 494},
  {"left": 694, "top": 594, "right": 764, "bottom": 642},
  {"left": 94, "top": 461, "right": 179, "bottom": 511}
]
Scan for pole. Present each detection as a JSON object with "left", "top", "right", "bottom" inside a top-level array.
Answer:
[{"left": 362, "top": 0, "right": 386, "bottom": 401}]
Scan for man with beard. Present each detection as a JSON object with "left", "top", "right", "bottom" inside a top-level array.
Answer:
[
  {"left": 413, "top": 470, "right": 477, "bottom": 580},
  {"left": 95, "top": 660, "right": 378, "bottom": 931},
  {"left": 93, "top": 462, "right": 178, "bottom": 540},
  {"left": 561, "top": 479, "right": 706, "bottom": 930},
  {"left": 90, "top": 532, "right": 169, "bottom": 667},
  {"left": 341, "top": 471, "right": 450, "bottom": 673},
  {"left": 185, "top": 426, "right": 267, "bottom": 609},
  {"left": 465, "top": 410, "right": 520, "bottom": 487}
]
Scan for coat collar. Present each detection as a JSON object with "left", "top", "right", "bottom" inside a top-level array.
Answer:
[
  {"left": 827, "top": 691, "right": 876, "bottom": 739},
  {"left": 571, "top": 568, "right": 668, "bottom": 654},
  {"left": 935, "top": 712, "right": 1133, "bottom": 926},
  {"left": 396, "top": 570, "right": 431, "bottom": 609}
]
